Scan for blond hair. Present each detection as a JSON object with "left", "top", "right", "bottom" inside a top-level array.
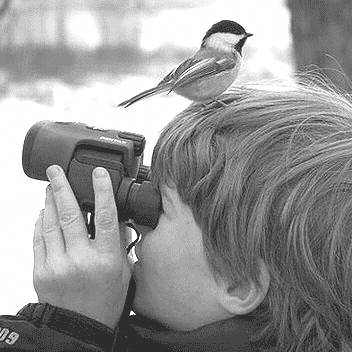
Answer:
[{"left": 151, "top": 82, "right": 352, "bottom": 351}]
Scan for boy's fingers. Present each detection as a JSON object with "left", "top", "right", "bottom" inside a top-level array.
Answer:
[
  {"left": 46, "top": 165, "right": 88, "bottom": 249},
  {"left": 92, "top": 167, "right": 120, "bottom": 251},
  {"left": 42, "top": 185, "right": 65, "bottom": 256}
]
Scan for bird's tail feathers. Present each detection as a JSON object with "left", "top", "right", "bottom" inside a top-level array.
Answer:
[{"left": 118, "top": 85, "right": 170, "bottom": 108}]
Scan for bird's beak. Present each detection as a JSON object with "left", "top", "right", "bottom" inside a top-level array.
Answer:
[{"left": 245, "top": 33, "right": 253, "bottom": 38}]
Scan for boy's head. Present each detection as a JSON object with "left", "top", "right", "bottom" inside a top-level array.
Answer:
[{"left": 134, "top": 82, "right": 352, "bottom": 349}]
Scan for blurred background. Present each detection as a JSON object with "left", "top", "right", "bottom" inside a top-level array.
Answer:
[{"left": 0, "top": 0, "right": 351, "bottom": 314}]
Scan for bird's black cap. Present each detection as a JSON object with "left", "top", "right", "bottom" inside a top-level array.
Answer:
[{"left": 202, "top": 20, "right": 249, "bottom": 41}]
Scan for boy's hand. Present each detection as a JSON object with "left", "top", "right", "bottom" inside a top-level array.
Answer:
[{"left": 33, "top": 165, "right": 132, "bottom": 329}]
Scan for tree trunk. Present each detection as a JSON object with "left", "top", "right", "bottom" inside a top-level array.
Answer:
[
  {"left": 287, "top": 0, "right": 352, "bottom": 92},
  {"left": 0, "top": 0, "right": 10, "bottom": 20}
]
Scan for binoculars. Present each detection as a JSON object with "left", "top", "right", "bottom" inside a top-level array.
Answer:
[{"left": 22, "top": 121, "right": 162, "bottom": 234}]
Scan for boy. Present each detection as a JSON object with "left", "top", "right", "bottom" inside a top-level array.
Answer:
[{"left": 1, "top": 82, "right": 352, "bottom": 351}]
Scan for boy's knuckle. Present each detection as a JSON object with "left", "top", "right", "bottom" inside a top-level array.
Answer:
[
  {"left": 42, "top": 227, "right": 57, "bottom": 238},
  {"left": 59, "top": 209, "right": 80, "bottom": 228},
  {"left": 95, "top": 208, "right": 116, "bottom": 230}
]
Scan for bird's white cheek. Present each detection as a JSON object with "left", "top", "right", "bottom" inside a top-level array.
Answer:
[{"left": 205, "top": 33, "right": 245, "bottom": 52}]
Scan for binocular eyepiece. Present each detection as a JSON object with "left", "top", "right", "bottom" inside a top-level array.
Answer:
[{"left": 22, "top": 121, "right": 162, "bottom": 233}]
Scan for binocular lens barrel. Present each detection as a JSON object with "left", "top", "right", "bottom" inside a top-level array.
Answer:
[{"left": 124, "top": 181, "right": 161, "bottom": 229}]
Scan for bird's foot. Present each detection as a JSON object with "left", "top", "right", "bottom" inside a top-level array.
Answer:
[{"left": 211, "top": 98, "right": 228, "bottom": 107}]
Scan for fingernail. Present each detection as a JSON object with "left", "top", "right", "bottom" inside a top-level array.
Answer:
[
  {"left": 46, "top": 165, "right": 60, "bottom": 181},
  {"left": 94, "top": 167, "right": 107, "bottom": 178}
]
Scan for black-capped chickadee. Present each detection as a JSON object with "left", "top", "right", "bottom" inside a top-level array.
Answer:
[{"left": 118, "top": 20, "right": 252, "bottom": 108}]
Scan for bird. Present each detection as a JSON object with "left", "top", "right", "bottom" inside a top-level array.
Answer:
[{"left": 118, "top": 20, "right": 252, "bottom": 108}]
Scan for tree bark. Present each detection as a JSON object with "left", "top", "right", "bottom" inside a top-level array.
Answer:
[
  {"left": 0, "top": 0, "right": 10, "bottom": 20},
  {"left": 287, "top": 0, "right": 352, "bottom": 92}
]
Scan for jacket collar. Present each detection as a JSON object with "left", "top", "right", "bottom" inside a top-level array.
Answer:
[{"left": 120, "top": 306, "right": 276, "bottom": 351}]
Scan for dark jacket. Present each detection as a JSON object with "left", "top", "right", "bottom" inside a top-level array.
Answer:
[{"left": 0, "top": 303, "right": 276, "bottom": 351}]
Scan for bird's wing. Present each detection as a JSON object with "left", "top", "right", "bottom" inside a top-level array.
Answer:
[
  {"left": 157, "top": 58, "right": 198, "bottom": 86},
  {"left": 160, "top": 56, "right": 236, "bottom": 92},
  {"left": 118, "top": 85, "right": 169, "bottom": 108}
]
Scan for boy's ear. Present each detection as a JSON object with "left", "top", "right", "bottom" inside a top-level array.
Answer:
[{"left": 217, "top": 259, "right": 270, "bottom": 316}]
